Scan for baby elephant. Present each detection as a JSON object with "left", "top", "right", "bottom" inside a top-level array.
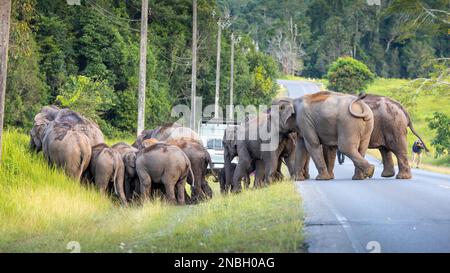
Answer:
[
  {"left": 136, "top": 142, "right": 193, "bottom": 205},
  {"left": 89, "top": 143, "right": 127, "bottom": 204}
]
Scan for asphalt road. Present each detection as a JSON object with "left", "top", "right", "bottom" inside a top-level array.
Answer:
[{"left": 278, "top": 79, "right": 450, "bottom": 253}]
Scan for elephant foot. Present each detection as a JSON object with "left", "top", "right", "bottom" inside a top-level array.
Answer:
[
  {"left": 381, "top": 168, "right": 395, "bottom": 178},
  {"left": 316, "top": 173, "right": 333, "bottom": 180},
  {"left": 352, "top": 174, "right": 365, "bottom": 180},
  {"left": 396, "top": 172, "right": 412, "bottom": 179},
  {"left": 366, "top": 165, "right": 375, "bottom": 178},
  {"left": 293, "top": 172, "right": 305, "bottom": 181}
]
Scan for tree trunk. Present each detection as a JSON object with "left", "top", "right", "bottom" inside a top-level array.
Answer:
[
  {"left": 190, "top": 0, "right": 197, "bottom": 131},
  {"left": 0, "top": 0, "right": 12, "bottom": 163},
  {"left": 137, "top": 0, "right": 148, "bottom": 136},
  {"left": 214, "top": 26, "right": 221, "bottom": 119}
]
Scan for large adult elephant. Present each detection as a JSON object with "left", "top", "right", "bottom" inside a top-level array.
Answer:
[
  {"left": 42, "top": 121, "right": 92, "bottom": 180},
  {"left": 30, "top": 107, "right": 104, "bottom": 151},
  {"left": 136, "top": 142, "right": 193, "bottom": 204},
  {"left": 288, "top": 91, "right": 375, "bottom": 180},
  {"left": 320, "top": 94, "right": 428, "bottom": 179},
  {"left": 30, "top": 107, "right": 105, "bottom": 181},
  {"left": 141, "top": 137, "right": 213, "bottom": 203},
  {"left": 231, "top": 99, "right": 297, "bottom": 192},
  {"left": 132, "top": 123, "right": 201, "bottom": 149}
]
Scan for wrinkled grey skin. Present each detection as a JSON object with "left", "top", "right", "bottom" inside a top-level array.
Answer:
[
  {"left": 89, "top": 143, "right": 127, "bottom": 204},
  {"left": 30, "top": 107, "right": 104, "bottom": 151},
  {"left": 136, "top": 143, "right": 193, "bottom": 205},
  {"left": 42, "top": 122, "right": 92, "bottom": 180},
  {"left": 111, "top": 142, "right": 139, "bottom": 201},
  {"left": 164, "top": 138, "right": 213, "bottom": 203},
  {"left": 321, "top": 94, "right": 428, "bottom": 180},
  {"left": 132, "top": 123, "right": 201, "bottom": 149},
  {"left": 231, "top": 100, "right": 297, "bottom": 192},
  {"left": 30, "top": 107, "right": 104, "bottom": 181},
  {"left": 289, "top": 91, "right": 375, "bottom": 180}
]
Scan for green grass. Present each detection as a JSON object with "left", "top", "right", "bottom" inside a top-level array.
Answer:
[
  {"left": 0, "top": 130, "right": 304, "bottom": 252},
  {"left": 366, "top": 78, "right": 450, "bottom": 167}
]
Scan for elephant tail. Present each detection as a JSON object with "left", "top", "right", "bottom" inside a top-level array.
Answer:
[
  {"left": 397, "top": 103, "right": 430, "bottom": 152},
  {"left": 349, "top": 94, "right": 372, "bottom": 121},
  {"left": 112, "top": 156, "right": 119, "bottom": 196},
  {"left": 181, "top": 151, "right": 195, "bottom": 187}
]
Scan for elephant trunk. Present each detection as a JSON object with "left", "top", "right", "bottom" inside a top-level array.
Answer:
[{"left": 224, "top": 150, "right": 233, "bottom": 192}]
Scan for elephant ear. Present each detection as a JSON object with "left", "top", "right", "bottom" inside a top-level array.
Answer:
[
  {"left": 34, "top": 113, "right": 49, "bottom": 126},
  {"left": 279, "top": 102, "right": 295, "bottom": 126}
]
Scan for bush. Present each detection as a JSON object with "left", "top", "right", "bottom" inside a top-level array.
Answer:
[
  {"left": 428, "top": 112, "right": 450, "bottom": 158},
  {"left": 326, "top": 56, "right": 375, "bottom": 94},
  {"left": 56, "top": 75, "right": 117, "bottom": 136}
]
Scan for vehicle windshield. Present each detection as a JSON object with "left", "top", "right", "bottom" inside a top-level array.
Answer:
[{"left": 207, "top": 139, "right": 223, "bottom": 150}]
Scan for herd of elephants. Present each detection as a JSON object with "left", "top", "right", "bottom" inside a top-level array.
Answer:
[{"left": 29, "top": 91, "right": 428, "bottom": 205}]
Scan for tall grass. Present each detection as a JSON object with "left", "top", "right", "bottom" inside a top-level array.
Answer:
[{"left": 0, "top": 130, "right": 304, "bottom": 252}]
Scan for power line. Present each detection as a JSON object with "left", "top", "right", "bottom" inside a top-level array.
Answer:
[
  {"left": 86, "top": 0, "right": 141, "bottom": 22},
  {"left": 85, "top": 0, "right": 141, "bottom": 32}
]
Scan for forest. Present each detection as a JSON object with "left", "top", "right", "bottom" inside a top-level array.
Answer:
[{"left": 5, "top": 0, "right": 449, "bottom": 137}]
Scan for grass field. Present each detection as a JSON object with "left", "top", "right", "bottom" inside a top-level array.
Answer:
[
  {"left": 0, "top": 130, "right": 304, "bottom": 253},
  {"left": 365, "top": 78, "right": 450, "bottom": 167}
]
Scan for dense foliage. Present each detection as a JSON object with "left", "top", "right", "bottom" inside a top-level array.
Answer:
[
  {"left": 326, "top": 57, "right": 375, "bottom": 94},
  {"left": 221, "top": 0, "right": 449, "bottom": 78},
  {"left": 428, "top": 112, "right": 450, "bottom": 158},
  {"left": 5, "top": 0, "right": 279, "bottom": 136}
]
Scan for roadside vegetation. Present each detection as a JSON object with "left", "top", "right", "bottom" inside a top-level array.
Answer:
[{"left": 0, "top": 130, "right": 304, "bottom": 252}]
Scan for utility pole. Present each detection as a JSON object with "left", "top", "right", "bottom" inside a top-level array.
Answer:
[
  {"left": 0, "top": 0, "right": 11, "bottom": 162},
  {"left": 229, "top": 33, "right": 240, "bottom": 121},
  {"left": 212, "top": 9, "right": 231, "bottom": 119},
  {"left": 214, "top": 26, "right": 221, "bottom": 119},
  {"left": 190, "top": 0, "right": 197, "bottom": 131},
  {"left": 137, "top": 0, "right": 148, "bottom": 136}
]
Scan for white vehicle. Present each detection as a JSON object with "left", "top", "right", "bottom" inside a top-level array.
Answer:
[{"left": 199, "top": 119, "right": 238, "bottom": 171}]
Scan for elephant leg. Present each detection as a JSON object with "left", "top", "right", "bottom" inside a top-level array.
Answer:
[
  {"left": 304, "top": 138, "right": 332, "bottom": 180},
  {"left": 176, "top": 178, "right": 186, "bottom": 205},
  {"left": 392, "top": 138, "right": 412, "bottom": 179},
  {"left": 190, "top": 170, "right": 205, "bottom": 203},
  {"left": 201, "top": 181, "right": 213, "bottom": 198},
  {"left": 294, "top": 138, "right": 309, "bottom": 180},
  {"left": 184, "top": 189, "right": 192, "bottom": 204},
  {"left": 303, "top": 153, "right": 310, "bottom": 179},
  {"left": 137, "top": 169, "right": 152, "bottom": 200},
  {"left": 339, "top": 142, "right": 374, "bottom": 180},
  {"left": 379, "top": 148, "right": 395, "bottom": 178},
  {"left": 263, "top": 152, "right": 279, "bottom": 185},
  {"left": 232, "top": 148, "right": 252, "bottom": 193},
  {"left": 95, "top": 172, "right": 110, "bottom": 195},
  {"left": 323, "top": 145, "right": 337, "bottom": 179},
  {"left": 163, "top": 181, "right": 177, "bottom": 205},
  {"left": 253, "top": 160, "right": 265, "bottom": 188},
  {"left": 124, "top": 178, "right": 132, "bottom": 201}
]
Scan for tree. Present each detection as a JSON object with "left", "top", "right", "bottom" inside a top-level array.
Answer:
[
  {"left": 326, "top": 56, "right": 375, "bottom": 94},
  {"left": 0, "top": 0, "right": 11, "bottom": 162},
  {"left": 428, "top": 112, "right": 450, "bottom": 158}
]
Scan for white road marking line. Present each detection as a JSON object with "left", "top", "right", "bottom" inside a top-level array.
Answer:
[{"left": 313, "top": 185, "right": 366, "bottom": 253}]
